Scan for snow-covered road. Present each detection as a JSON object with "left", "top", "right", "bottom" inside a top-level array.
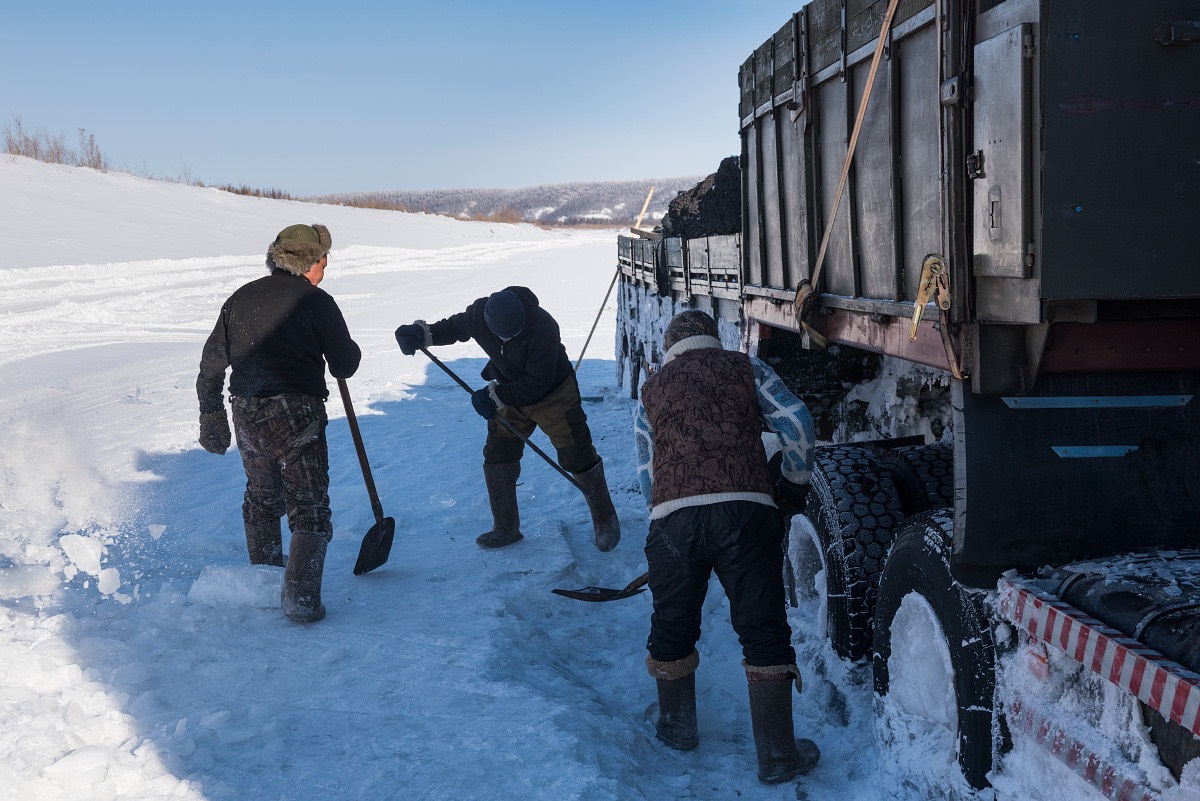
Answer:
[{"left": 0, "top": 156, "right": 1015, "bottom": 801}]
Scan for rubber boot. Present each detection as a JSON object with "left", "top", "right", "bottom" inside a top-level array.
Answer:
[
  {"left": 572, "top": 459, "right": 620, "bottom": 552},
  {"left": 746, "top": 667, "right": 821, "bottom": 784},
  {"left": 244, "top": 516, "right": 284, "bottom": 567},
  {"left": 477, "top": 462, "right": 523, "bottom": 549},
  {"left": 281, "top": 532, "right": 328, "bottom": 623},
  {"left": 652, "top": 675, "right": 700, "bottom": 750},
  {"left": 646, "top": 651, "right": 700, "bottom": 750}
]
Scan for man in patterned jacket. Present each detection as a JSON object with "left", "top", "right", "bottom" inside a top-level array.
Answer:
[{"left": 633, "top": 309, "right": 819, "bottom": 785}]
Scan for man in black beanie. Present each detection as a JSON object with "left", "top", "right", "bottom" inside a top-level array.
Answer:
[
  {"left": 394, "top": 286, "right": 620, "bottom": 552},
  {"left": 196, "top": 223, "right": 361, "bottom": 623}
]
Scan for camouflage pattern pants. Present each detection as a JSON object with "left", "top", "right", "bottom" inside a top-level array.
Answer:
[
  {"left": 483, "top": 374, "right": 598, "bottom": 473},
  {"left": 231, "top": 394, "right": 332, "bottom": 542}
]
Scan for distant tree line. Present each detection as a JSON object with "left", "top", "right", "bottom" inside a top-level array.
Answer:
[
  {"left": 316, "top": 176, "right": 705, "bottom": 228},
  {"left": 4, "top": 114, "right": 710, "bottom": 227}
]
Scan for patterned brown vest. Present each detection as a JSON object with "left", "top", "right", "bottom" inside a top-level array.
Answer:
[{"left": 640, "top": 347, "right": 773, "bottom": 508}]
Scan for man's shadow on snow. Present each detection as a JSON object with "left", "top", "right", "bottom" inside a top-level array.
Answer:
[{"left": 56, "top": 356, "right": 624, "bottom": 799}]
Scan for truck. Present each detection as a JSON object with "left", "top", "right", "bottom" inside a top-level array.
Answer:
[{"left": 614, "top": 0, "right": 1200, "bottom": 796}]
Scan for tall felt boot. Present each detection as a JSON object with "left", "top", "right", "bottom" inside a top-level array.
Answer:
[
  {"left": 746, "top": 665, "right": 821, "bottom": 784},
  {"left": 244, "top": 516, "right": 284, "bottom": 567},
  {"left": 646, "top": 651, "right": 700, "bottom": 750},
  {"left": 281, "top": 532, "right": 328, "bottom": 623},
  {"left": 572, "top": 459, "right": 620, "bottom": 552},
  {"left": 477, "top": 462, "right": 523, "bottom": 549}
]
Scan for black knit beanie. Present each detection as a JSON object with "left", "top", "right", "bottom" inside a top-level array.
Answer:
[
  {"left": 662, "top": 310, "right": 719, "bottom": 352},
  {"left": 484, "top": 291, "right": 526, "bottom": 339}
]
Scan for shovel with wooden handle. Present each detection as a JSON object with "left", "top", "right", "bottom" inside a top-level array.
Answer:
[
  {"left": 417, "top": 345, "right": 584, "bottom": 492},
  {"left": 552, "top": 571, "right": 649, "bottom": 603},
  {"left": 337, "top": 378, "right": 396, "bottom": 576}
]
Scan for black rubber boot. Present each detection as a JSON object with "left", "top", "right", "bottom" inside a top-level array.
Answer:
[
  {"left": 652, "top": 674, "right": 700, "bottom": 750},
  {"left": 646, "top": 651, "right": 700, "bottom": 750},
  {"left": 478, "top": 462, "right": 523, "bottom": 549},
  {"left": 572, "top": 459, "right": 621, "bottom": 552},
  {"left": 244, "top": 516, "right": 284, "bottom": 567},
  {"left": 747, "top": 669, "right": 821, "bottom": 784},
  {"left": 281, "top": 532, "right": 328, "bottom": 623}
]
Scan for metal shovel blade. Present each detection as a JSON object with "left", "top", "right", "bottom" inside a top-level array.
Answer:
[
  {"left": 551, "top": 571, "right": 649, "bottom": 603},
  {"left": 352, "top": 516, "right": 396, "bottom": 576},
  {"left": 551, "top": 585, "right": 647, "bottom": 603}
]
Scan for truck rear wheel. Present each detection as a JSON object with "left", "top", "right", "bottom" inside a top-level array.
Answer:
[
  {"left": 802, "top": 445, "right": 905, "bottom": 661},
  {"left": 872, "top": 509, "right": 996, "bottom": 790},
  {"left": 882, "top": 443, "right": 954, "bottom": 515}
]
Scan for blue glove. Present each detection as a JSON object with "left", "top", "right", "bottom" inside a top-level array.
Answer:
[
  {"left": 471, "top": 387, "right": 497, "bottom": 420},
  {"left": 394, "top": 323, "right": 424, "bottom": 356}
]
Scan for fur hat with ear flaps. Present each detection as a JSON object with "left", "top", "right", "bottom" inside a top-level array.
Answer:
[{"left": 266, "top": 223, "right": 331, "bottom": 276}]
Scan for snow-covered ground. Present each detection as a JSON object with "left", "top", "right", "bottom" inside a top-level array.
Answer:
[{"left": 0, "top": 155, "right": 1172, "bottom": 801}]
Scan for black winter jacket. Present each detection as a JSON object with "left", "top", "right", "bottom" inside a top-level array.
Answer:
[
  {"left": 428, "top": 286, "right": 571, "bottom": 407},
  {"left": 197, "top": 270, "right": 360, "bottom": 413}
]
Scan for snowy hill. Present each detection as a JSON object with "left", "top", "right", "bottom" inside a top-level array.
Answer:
[
  {"left": 316, "top": 175, "right": 704, "bottom": 226},
  {"left": 0, "top": 155, "right": 1098, "bottom": 801}
]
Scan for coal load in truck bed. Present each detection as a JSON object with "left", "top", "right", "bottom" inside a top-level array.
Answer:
[{"left": 659, "top": 156, "right": 741, "bottom": 239}]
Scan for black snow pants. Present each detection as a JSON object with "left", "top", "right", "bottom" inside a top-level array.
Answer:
[
  {"left": 231, "top": 394, "right": 332, "bottom": 542},
  {"left": 645, "top": 500, "right": 796, "bottom": 667}
]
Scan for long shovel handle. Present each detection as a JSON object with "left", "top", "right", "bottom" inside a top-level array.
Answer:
[
  {"left": 418, "top": 346, "right": 584, "bottom": 493},
  {"left": 337, "top": 378, "right": 386, "bottom": 525},
  {"left": 574, "top": 267, "right": 619, "bottom": 372}
]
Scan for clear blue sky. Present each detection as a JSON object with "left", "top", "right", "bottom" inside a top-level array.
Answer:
[{"left": 2, "top": 0, "right": 801, "bottom": 196}]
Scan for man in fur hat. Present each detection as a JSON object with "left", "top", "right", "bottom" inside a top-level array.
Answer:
[
  {"left": 196, "top": 223, "right": 360, "bottom": 623},
  {"left": 633, "top": 309, "right": 819, "bottom": 785},
  {"left": 393, "top": 286, "right": 620, "bottom": 552}
]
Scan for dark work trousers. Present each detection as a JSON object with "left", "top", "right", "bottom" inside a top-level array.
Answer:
[
  {"left": 645, "top": 501, "right": 796, "bottom": 667},
  {"left": 482, "top": 374, "right": 598, "bottom": 473},
  {"left": 231, "top": 394, "right": 333, "bottom": 542}
]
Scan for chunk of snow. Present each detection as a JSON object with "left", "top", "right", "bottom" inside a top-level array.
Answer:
[
  {"left": 0, "top": 564, "right": 60, "bottom": 599},
  {"left": 98, "top": 566, "right": 121, "bottom": 594},
  {"left": 41, "top": 745, "right": 110, "bottom": 784},
  {"left": 187, "top": 565, "right": 282, "bottom": 608},
  {"left": 59, "top": 533, "right": 103, "bottom": 576}
]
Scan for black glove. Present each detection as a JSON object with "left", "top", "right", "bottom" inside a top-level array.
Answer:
[
  {"left": 471, "top": 387, "right": 497, "bottom": 420},
  {"left": 199, "top": 410, "right": 231, "bottom": 455},
  {"left": 394, "top": 323, "right": 425, "bottom": 356},
  {"left": 775, "top": 477, "right": 809, "bottom": 516}
]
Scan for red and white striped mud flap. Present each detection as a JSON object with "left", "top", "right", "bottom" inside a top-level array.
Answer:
[
  {"left": 998, "top": 576, "right": 1200, "bottom": 738},
  {"left": 1008, "top": 696, "right": 1159, "bottom": 801}
]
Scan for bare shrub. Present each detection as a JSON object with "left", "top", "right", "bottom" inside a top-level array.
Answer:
[
  {"left": 76, "top": 128, "right": 106, "bottom": 170},
  {"left": 3, "top": 116, "right": 108, "bottom": 171}
]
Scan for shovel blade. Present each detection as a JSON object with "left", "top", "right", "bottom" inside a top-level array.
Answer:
[
  {"left": 551, "top": 585, "right": 647, "bottom": 603},
  {"left": 353, "top": 517, "right": 396, "bottom": 576}
]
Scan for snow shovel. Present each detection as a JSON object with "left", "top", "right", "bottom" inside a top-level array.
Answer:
[
  {"left": 417, "top": 346, "right": 584, "bottom": 493},
  {"left": 337, "top": 378, "right": 396, "bottom": 576},
  {"left": 552, "top": 571, "right": 649, "bottom": 603}
]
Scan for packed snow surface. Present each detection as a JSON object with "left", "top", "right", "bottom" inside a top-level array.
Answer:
[{"left": 0, "top": 156, "right": 1187, "bottom": 800}]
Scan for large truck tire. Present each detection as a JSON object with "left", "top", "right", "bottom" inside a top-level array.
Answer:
[
  {"left": 872, "top": 509, "right": 997, "bottom": 790},
  {"left": 802, "top": 445, "right": 906, "bottom": 661},
  {"left": 882, "top": 443, "right": 954, "bottom": 516}
]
